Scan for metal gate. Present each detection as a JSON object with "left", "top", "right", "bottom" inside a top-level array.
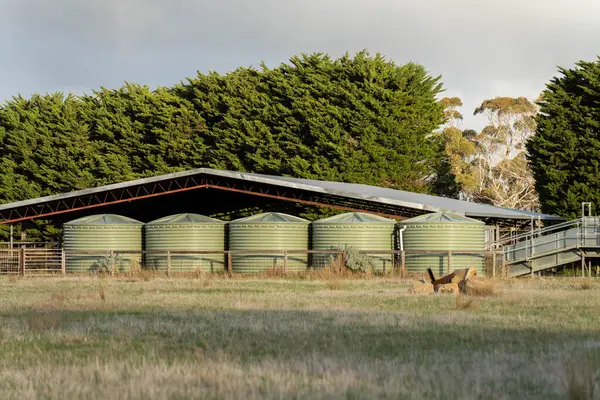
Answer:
[
  {"left": 0, "top": 249, "right": 64, "bottom": 276},
  {"left": 23, "top": 249, "right": 64, "bottom": 276},
  {"left": 0, "top": 249, "right": 20, "bottom": 275}
]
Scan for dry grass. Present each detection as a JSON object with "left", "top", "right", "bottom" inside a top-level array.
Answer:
[
  {"left": 138, "top": 269, "right": 159, "bottom": 282},
  {"left": 462, "top": 278, "right": 497, "bottom": 297},
  {"left": 455, "top": 295, "right": 476, "bottom": 310},
  {"left": 326, "top": 281, "right": 345, "bottom": 290},
  {"left": 260, "top": 267, "right": 288, "bottom": 278},
  {"left": 0, "top": 276, "right": 598, "bottom": 399}
]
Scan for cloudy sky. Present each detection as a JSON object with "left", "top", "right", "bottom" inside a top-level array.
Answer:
[{"left": 1, "top": 0, "right": 599, "bottom": 128}]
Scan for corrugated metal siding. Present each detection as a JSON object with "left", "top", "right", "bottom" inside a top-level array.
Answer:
[
  {"left": 312, "top": 213, "right": 396, "bottom": 272},
  {"left": 144, "top": 223, "right": 225, "bottom": 272},
  {"left": 63, "top": 224, "right": 143, "bottom": 273},
  {"left": 399, "top": 222, "right": 486, "bottom": 275},
  {"left": 229, "top": 213, "right": 310, "bottom": 273}
]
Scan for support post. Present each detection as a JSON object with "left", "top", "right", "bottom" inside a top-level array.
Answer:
[
  {"left": 582, "top": 254, "right": 585, "bottom": 278},
  {"left": 530, "top": 217, "right": 535, "bottom": 259},
  {"left": 447, "top": 251, "right": 452, "bottom": 274},
  {"left": 401, "top": 250, "right": 406, "bottom": 277},
  {"left": 530, "top": 237, "right": 534, "bottom": 258},
  {"left": 61, "top": 249, "right": 66, "bottom": 276},
  {"left": 166, "top": 251, "right": 171, "bottom": 277},
  {"left": 283, "top": 250, "right": 288, "bottom": 273},
  {"left": 227, "top": 251, "right": 232, "bottom": 274},
  {"left": 530, "top": 261, "right": 534, "bottom": 279},
  {"left": 110, "top": 250, "right": 115, "bottom": 276},
  {"left": 19, "top": 248, "right": 25, "bottom": 276}
]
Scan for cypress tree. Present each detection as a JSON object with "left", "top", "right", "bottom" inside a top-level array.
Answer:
[
  {"left": 0, "top": 51, "right": 448, "bottom": 239},
  {"left": 0, "top": 93, "right": 96, "bottom": 202},
  {"left": 82, "top": 83, "right": 209, "bottom": 183},
  {"left": 176, "top": 51, "right": 445, "bottom": 192},
  {"left": 528, "top": 58, "right": 600, "bottom": 218}
]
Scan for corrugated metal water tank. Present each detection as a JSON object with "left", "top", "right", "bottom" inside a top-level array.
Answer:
[
  {"left": 228, "top": 212, "right": 310, "bottom": 273},
  {"left": 311, "top": 212, "right": 396, "bottom": 272},
  {"left": 398, "top": 212, "right": 486, "bottom": 275},
  {"left": 63, "top": 214, "right": 143, "bottom": 273},
  {"left": 144, "top": 213, "right": 225, "bottom": 272}
]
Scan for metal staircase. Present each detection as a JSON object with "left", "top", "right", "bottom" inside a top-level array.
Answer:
[{"left": 497, "top": 204, "right": 600, "bottom": 277}]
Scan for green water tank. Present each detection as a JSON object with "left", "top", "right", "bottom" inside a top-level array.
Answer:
[
  {"left": 398, "top": 212, "right": 486, "bottom": 275},
  {"left": 63, "top": 214, "right": 143, "bottom": 273},
  {"left": 311, "top": 212, "right": 396, "bottom": 272},
  {"left": 228, "top": 212, "right": 310, "bottom": 274},
  {"left": 144, "top": 213, "right": 226, "bottom": 272}
]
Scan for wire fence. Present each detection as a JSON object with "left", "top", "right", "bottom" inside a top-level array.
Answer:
[{"left": 0, "top": 248, "right": 506, "bottom": 278}]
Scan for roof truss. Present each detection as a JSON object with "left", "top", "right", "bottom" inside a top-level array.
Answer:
[{"left": 0, "top": 168, "right": 563, "bottom": 227}]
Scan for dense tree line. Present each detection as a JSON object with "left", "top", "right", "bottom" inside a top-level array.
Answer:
[
  {"left": 5, "top": 49, "right": 598, "bottom": 241},
  {"left": 528, "top": 58, "right": 600, "bottom": 219},
  {"left": 10, "top": 49, "right": 597, "bottom": 240},
  {"left": 174, "top": 53, "right": 445, "bottom": 191},
  {"left": 0, "top": 52, "right": 446, "bottom": 240}
]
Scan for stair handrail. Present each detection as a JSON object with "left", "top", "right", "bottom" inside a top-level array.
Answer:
[{"left": 493, "top": 218, "right": 584, "bottom": 248}]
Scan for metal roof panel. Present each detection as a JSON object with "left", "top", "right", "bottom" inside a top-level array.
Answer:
[{"left": 0, "top": 167, "right": 565, "bottom": 223}]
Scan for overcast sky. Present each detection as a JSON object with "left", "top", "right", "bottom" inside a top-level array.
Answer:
[{"left": 1, "top": 0, "right": 599, "bottom": 129}]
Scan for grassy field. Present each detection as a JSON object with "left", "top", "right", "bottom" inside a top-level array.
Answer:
[{"left": 0, "top": 274, "right": 599, "bottom": 399}]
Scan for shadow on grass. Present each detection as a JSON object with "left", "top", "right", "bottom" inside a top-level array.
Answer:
[
  {"left": 2, "top": 307, "right": 599, "bottom": 399},
  {"left": 6, "top": 307, "right": 600, "bottom": 361}
]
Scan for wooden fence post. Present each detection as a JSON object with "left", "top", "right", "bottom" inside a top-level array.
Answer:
[
  {"left": 61, "top": 249, "right": 66, "bottom": 276},
  {"left": 283, "top": 250, "right": 288, "bottom": 273},
  {"left": 166, "top": 251, "right": 171, "bottom": 277},
  {"left": 227, "top": 251, "right": 232, "bottom": 274},
  {"left": 492, "top": 251, "right": 496, "bottom": 279},
  {"left": 19, "top": 248, "right": 25, "bottom": 276},
  {"left": 447, "top": 251, "right": 452, "bottom": 274}
]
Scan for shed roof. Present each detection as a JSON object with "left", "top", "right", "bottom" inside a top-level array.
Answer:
[
  {"left": 247, "top": 172, "right": 555, "bottom": 222},
  {"left": 0, "top": 168, "right": 565, "bottom": 226}
]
